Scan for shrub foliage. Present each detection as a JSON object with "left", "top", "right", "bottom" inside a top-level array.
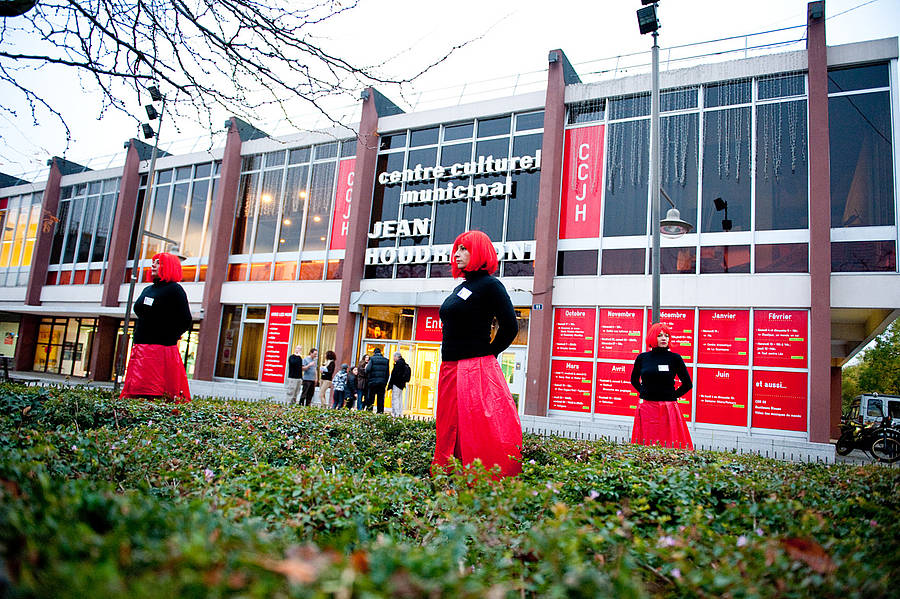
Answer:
[{"left": 1, "top": 383, "right": 898, "bottom": 597}]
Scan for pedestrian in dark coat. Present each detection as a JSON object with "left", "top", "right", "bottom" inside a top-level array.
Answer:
[
  {"left": 365, "top": 348, "right": 390, "bottom": 413},
  {"left": 355, "top": 355, "right": 369, "bottom": 410},
  {"left": 388, "top": 352, "right": 412, "bottom": 417}
]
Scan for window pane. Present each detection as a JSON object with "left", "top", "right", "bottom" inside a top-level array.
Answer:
[
  {"left": 379, "top": 132, "right": 407, "bottom": 151},
  {"left": 601, "top": 248, "right": 644, "bottom": 274},
  {"left": 264, "top": 150, "right": 286, "bottom": 167},
  {"left": 410, "top": 127, "right": 439, "bottom": 147},
  {"left": 289, "top": 147, "right": 311, "bottom": 164},
  {"left": 148, "top": 184, "right": 171, "bottom": 236},
  {"left": 166, "top": 182, "right": 189, "bottom": 247},
  {"left": 699, "top": 245, "right": 750, "bottom": 273},
  {"left": 156, "top": 170, "right": 173, "bottom": 185},
  {"left": 477, "top": 116, "right": 511, "bottom": 138},
  {"left": 279, "top": 165, "right": 308, "bottom": 253},
  {"left": 755, "top": 101, "right": 808, "bottom": 230},
  {"left": 557, "top": 250, "right": 598, "bottom": 275},
  {"left": 470, "top": 137, "right": 509, "bottom": 241},
  {"left": 433, "top": 143, "right": 472, "bottom": 245},
  {"left": 609, "top": 94, "right": 649, "bottom": 119},
  {"left": 399, "top": 148, "right": 436, "bottom": 247},
  {"left": 253, "top": 170, "right": 283, "bottom": 254},
  {"left": 507, "top": 134, "right": 542, "bottom": 241},
  {"left": 567, "top": 99, "right": 605, "bottom": 125},
  {"left": 237, "top": 321, "right": 264, "bottom": 380},
  {"left": 50, "top": 200, "right": 70, "bottom": 264},
  {"left": 444, "top": 122, "right": 473, "bottom": 141},
  {"left": 195, "top": 163, "right": 212, "bottom": 178},
  {"left": 62, "top": 198, "right": 83, "bottom": 263},
  {"left": 340, "top": 140, "right": 357, "bottom": 157},
  {"left": 314, "top": 143, "right": 337, "bottom": 160},
  {"left": 828, "top": 63, "right": 889, "bottom": 93},
  {"left": 91, "top": 194, "right": 116, "bottom": 262},
  {"left": 829, "top": 92, "right": 894, "bottom": 227},
  {"left": 661, "top": 87, "right": 697, "bottom": 111},
  {"left": 516, "top": 111, "right": 544, "bottom": 131},
  {"left": 502, "top": 261, "right": 533, "bottom": 277},
  {"left": 231, "top": 173, "right": 258, "bottom": 254},
  {"left": 370, "top": 153, "right": 404, "bottom": 248},
  {"left": 831, "top": 241, "right": 896, "bottom": 272},
  {"left": 660, "top": 113, "right": 698, "bottom": 228},
  {"left": 184, "top": 180, "right": 209, "bottom": 258},
  {"left": 704, "top": 80, "right": 751, "bottom": 108},
  {"left": 758, "top": 73, "right": 805, "bottom": 99},
  {"left": 604, "top": 119, "right": 649, "bottom": 236},
  {"left": 302, "top": 162, "right": 335, "bottom": 251},
  {"left": 702, "top": 107, "right": 751, "bottom": 232},
  {"left": 660, "top": 246, "right": 696, "bottom": 274},
  {"left": 215, "top": 305, "right": 241, "bottom": 378},
  {"left": 755, "top": 243, "right": 807, "bottom": 273}
]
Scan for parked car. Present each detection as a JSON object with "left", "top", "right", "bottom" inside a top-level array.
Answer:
[{"left": 846, "top": 393, "right": 900, "bottom": 427}]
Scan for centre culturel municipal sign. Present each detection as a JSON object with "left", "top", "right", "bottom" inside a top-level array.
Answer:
[{"left": 364, "top": 150, "right": 543, "bottom": 266}]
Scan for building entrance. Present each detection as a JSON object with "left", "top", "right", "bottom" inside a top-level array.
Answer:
[{"left": 33, "top": 316, "right": 96, "bottom": 377}]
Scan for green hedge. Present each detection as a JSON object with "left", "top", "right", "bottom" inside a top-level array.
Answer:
[{"left": 1, "top": 384, "right": 898, "bottom": 598}]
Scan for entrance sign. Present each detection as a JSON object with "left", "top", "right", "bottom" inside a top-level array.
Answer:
[
  {"left": 552, "top": 307, "right": 596, "bottom": 358},
  {"left": 260, "top": 305, "right": 293, "bottom": 383},
  {"left": 560, "top": 125, "right": 604, "bottom": 239},
  {"left": 698, "top": 309, "right": 749, "bottom": 365},
  {"left": 328, "top": 158, "right": 355, "bottom": 250},
  {"left": 597, "top": 308, "right": 643, "bottom": 361},
  {"left": 753, "top": 310, "right": 808, "bottom": 368},
  {"left": 752, "top": 370, "right": 807, "bottom": 431},
  {"left": 646, "top": 309, "right": 695, "bottom": 363},
  {"left": 594, "top": 361, "right": 638, "bottom": 416},
  {"left": 549, "top": 359, "right": 593, "bottom": 412},
  {"left": 415, "top": 307, "right": 443, "bottom": 342},
  {"left": 695, "top": 367, "right": 748, "bottom": 426}
]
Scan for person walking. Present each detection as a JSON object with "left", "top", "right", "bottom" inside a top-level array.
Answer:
[
  {"left": 365, "top": 348, "right": 390, "bottom": 413},
  {"left": 355, "top": 355, "right": 369, "bottom": 409},
  {"left": 318, "top": 350, "right": 336, "bottom": 407},
  {"left": 285, "top": 344, "right": 303, "bottom": 406},
  {"left": 388, "top": 351, "right": 412, "bottom": 417},
  {"left": 629, "top": 322, "right": 694, "bottom": 449},
  {"left": 299, "top": 348, "right": 318, "bottom": 407},
  {"left": 331, "top": 363, "right": 349, "bottom": 408},
  {"left": 345, "top": 366, "right": 358, "bottom": 409},
  {"left": 120, "top": 252, "right": 193, "bottom": 403},
  {"left": 432, "top": 230, "right": 522, "bottom": 479}
]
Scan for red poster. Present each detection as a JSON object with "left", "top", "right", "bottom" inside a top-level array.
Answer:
[
  {"left": 695, "top": 367, "right": 748, "bottom": 426},
  {"left": 415, "top": 307, "right": 443, "bottom": 342},
  {"left": 594, "top": 362, "right": 638, "bottom": 416},
  {"left": 753, "top": 310, "right": 808, "bottom": 368},
  {"left": 549, "top": 359, "right": 593, "bottom": 413},
  {"left": 597, "top": 308, "right": 643, "bottom": 360},
  {"left": 752, "top": 370, "right": 807, "bottom": 431},
  {"left": 553, "top": 307, "right": 596, "bottom": 358},
  {"left": 698, "top": 309, "right": 749, "bottom": 365},
  {"left": 260, "top": 305, "right": 294, "bottom": 383},
  {"left": 676, "top": 383, "right": 693, "bottom": 422},
  {"left": 560, "top": 125, "right": 604, "bottom": 239},
  {"left": 329, "top": 158, "right": 355, "bottom": 250},
  {"left": 646, "top": 308, "right": 695, "bottom": 363}
]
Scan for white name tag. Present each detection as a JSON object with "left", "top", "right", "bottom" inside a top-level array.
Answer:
[
  {"left": 658, "top": 364, "right": 669, "bottom": 372},
  {"left": 143, "top": 296, "right": 154, "bottom": 306},
  {"left": 457, "top": 287, "right": 472, "bottom": 300}
]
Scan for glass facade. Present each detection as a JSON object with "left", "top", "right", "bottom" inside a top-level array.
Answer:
[{"left": 0, "top": 191, "right": 43, "bottom": 286}]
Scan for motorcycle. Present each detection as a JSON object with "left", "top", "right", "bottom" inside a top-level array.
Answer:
[{"left": 836, "top": 417, "right": 900, "bottom": 463}]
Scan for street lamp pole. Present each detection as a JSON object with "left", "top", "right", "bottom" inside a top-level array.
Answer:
[
  {"left": 649, "top": 24, "right": 661, "bottom": 324},
  {"left": 115, "top": 89, "right": 166, "bottom": 393}
]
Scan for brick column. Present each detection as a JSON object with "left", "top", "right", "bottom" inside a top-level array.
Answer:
[
  {"left": 335, "top": 89, "right": 403, "bottom": 364},
  {"left": 523, "top": 50, "right": 580, "bottom": 416},
  {"left": 101, "top": 140, "right": 143, "bottom": 307},
  {"left": 13, "top": 314, "right": 39, "bottom": 372},
  {"left": 24, "top": 158, "right": 62, "bottom": 306},
  {"left": 806, "top": 1, "right": 832, "bottom": 443},
  {"left": 192, "top": 119, "right": 244, "bottom": 380}
]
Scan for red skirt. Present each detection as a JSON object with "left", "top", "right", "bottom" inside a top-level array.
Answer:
[
  {"left": 432, "top": 355, "right": 522, "bottom": 479},
  {"left": 120, "top": 343, "right": 191, "bottom": 403},
  {"left": 631, "top": 400, "right": 693, "bottom": 450}
]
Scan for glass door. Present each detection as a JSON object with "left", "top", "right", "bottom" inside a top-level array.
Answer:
[
  {"left": 410, "top": 344, "right": 440, "bottom": 417},
  {"left": 499, "top": 347, "right": 527, "bottom": 413}
]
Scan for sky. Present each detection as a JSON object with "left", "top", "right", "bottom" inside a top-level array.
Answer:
[{"left": 0, "top": 0, "right": 898, "bottom": 181}]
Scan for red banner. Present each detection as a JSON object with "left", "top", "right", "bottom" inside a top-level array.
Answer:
[
  {"left": 676, "top": 385, "right": 693, "bottom": 421},
  {"left": 753, "top": 310, "right": 808, "bottom": 368},
  {"left": 698, "top": 309, "right": 749, "bottom": 365},
  {"left": 752, "top": 370, "right": 807, "bottom": 431},
  {"left": 415, "top": 307, "right": 443, "bottom": 342},
  {"left": 695, "top": 367, "right": 748, "bottom": 426},
  {"left": 553, "top": 307, "right": 596, "bottom": 358},
  {"left": 549, "top": 359, "right": 593, "bottom": 413},
  {"left": 647, "top": 308, "right": 695, "bottom": 363},
  {"left": 329, "top": 158, "right": 355, "bottom": 250},
  {"left": 597, "top": 308, "right": 643, "bottom": 361},
  {"left": 260, "top": 305, "right": 294, "bottom": 383},
  {"left": 594, "top": 362, "right": 638, "bottom": 416},
  {"left": 560, "top": 125, "right": 604, "bottom": 239}
]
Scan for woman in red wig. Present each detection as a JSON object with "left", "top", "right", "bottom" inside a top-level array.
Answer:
[
  {"left": 432, "top": 230, "right": 523, "bottom": 478},
  {"left": 629, "top": 322, "right": 693, "bottom": 449},
  {"left": 120, "top": 252, "right": 193, "bottom": 402}
]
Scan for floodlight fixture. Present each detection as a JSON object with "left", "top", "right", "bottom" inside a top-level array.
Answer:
[
  {"left": 713, "top": 197, "right": 732, "bottom": 231},
  {"left": 637, "top": 5, "right": 659, "bottom": 35},
  {"left": 145, "top": 104, "right": 159, "bottom": 120},
  {"left": 640, "top": 0, "right": 657, "bottom": 5},
  {"left": 148, "top": 85, "right": 163, "bottom": 102},
  {"left": 141, "top": 123, "right": 155, "bottom": 139}
]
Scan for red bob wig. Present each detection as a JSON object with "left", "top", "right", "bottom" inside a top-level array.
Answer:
[
  {"left": 646, "top": 322, "right": 672, "bottom": 349},
  {"left": 152, "top": 252, "right": 183, "bottom": 283},
  {"left": 451, "top": 230, "right": 498, "bottom": 278}
]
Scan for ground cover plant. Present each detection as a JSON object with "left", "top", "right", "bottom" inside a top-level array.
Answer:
[{"left": 1, "top": 383, "right": 898, "bottom": 598}]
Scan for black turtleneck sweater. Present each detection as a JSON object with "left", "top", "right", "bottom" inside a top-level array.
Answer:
[
  {"left": 630, "top": 347, "right": 692, "bottom": 402},
  {"left": 439, "top": 270, "right": 518, "bottom": 361},
  {"left": 133, "top": 280, "right": 193, "bottom": 346}
]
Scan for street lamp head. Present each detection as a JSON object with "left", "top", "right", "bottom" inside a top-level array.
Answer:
[
  {"left": 141, "top": 123, "right": 155, "bottom": 139},
  {"left": 145, "top": 104, "right": 159, "bottom": 120},
  {"left": 147, "top": 85, "right": 163, "bottom": 102},
  {"left": 637, "top": 5, "right": 659, "bottom": 35},
  {"left": 660, "top": 207, "right": 693, "bottom": 238}
]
